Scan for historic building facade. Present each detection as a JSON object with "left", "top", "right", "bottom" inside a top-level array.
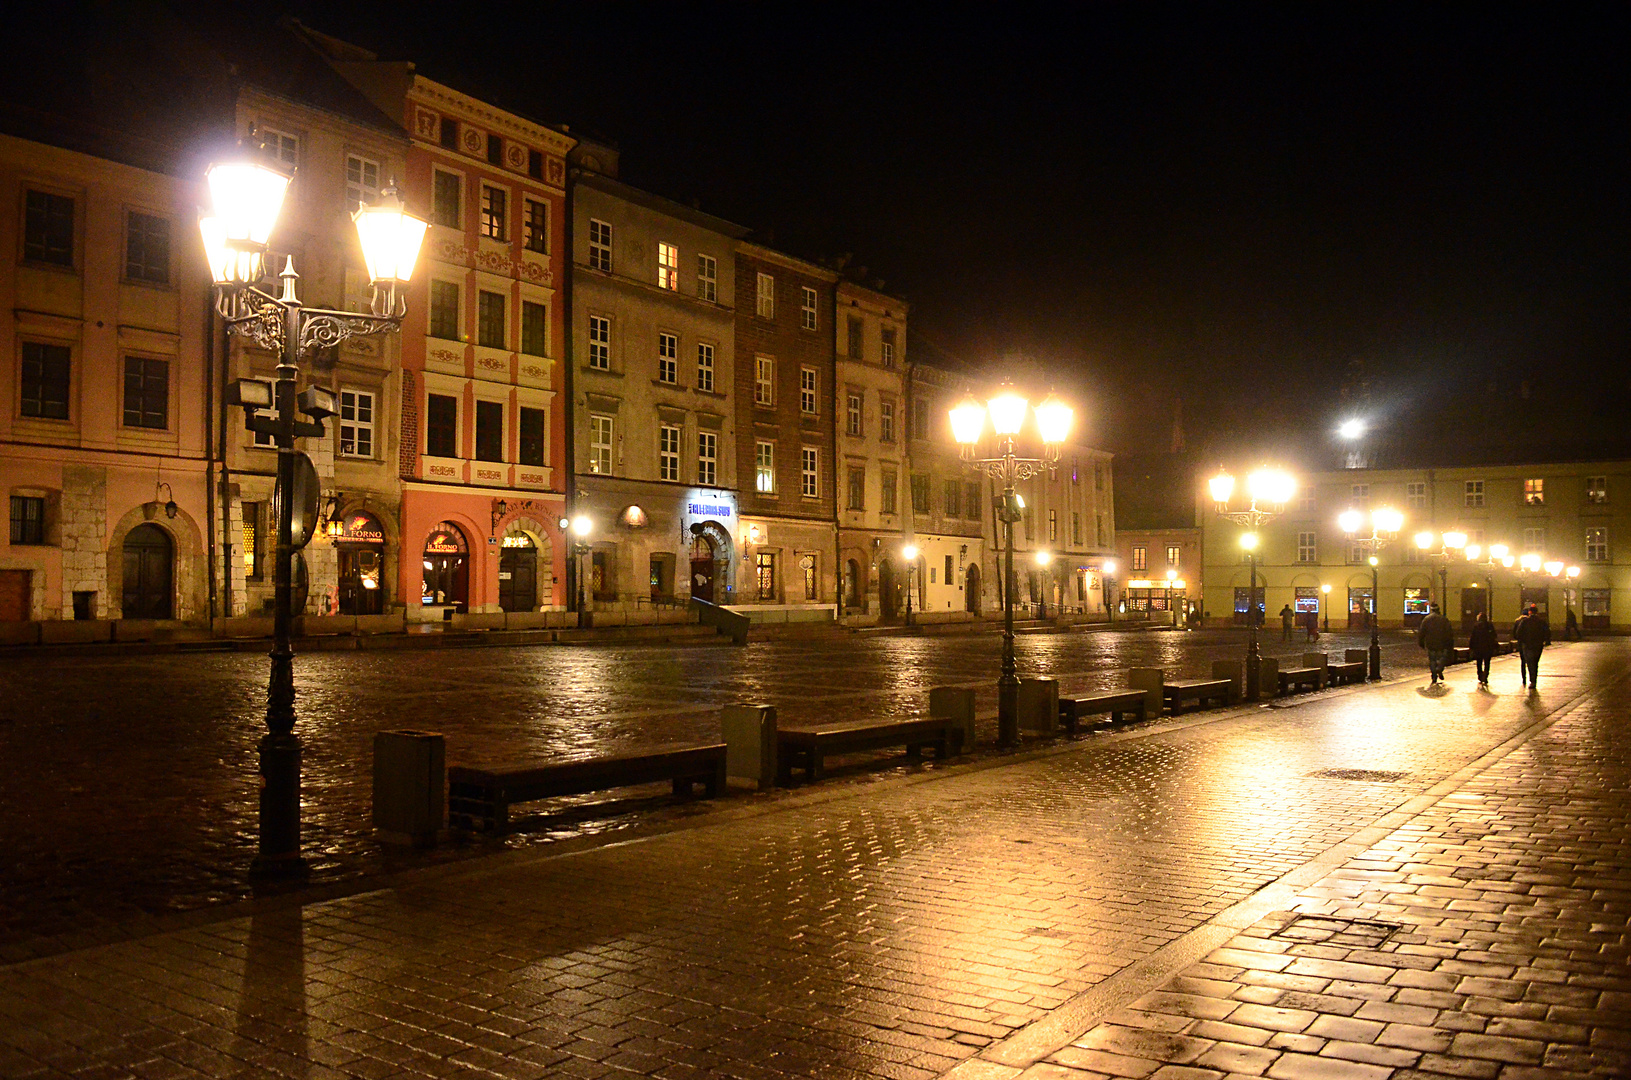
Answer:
[
  {"left": 1200, "top": 460, "right": 1631, "bottom": 632},
  {"left": 732, "top": 243, "right": 838, "bottom": 616},
  {"left": 834, "top": 281, "right": 908, "bottom": 619},
  {"left": 902, "top": 361, "right": 989, "bottom": 618},
  {"left": 569, "top": 150, "right": 749, "bottom": 609}
]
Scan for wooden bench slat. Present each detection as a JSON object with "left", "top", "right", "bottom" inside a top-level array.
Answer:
[
  {"left": 1162, "top": 678, "right": 1231, "bottom": 714},
  {"left": 776, "top": 718, "right": 955, "bottom": 785},
  {"left": 1059, "top": 690, "right": 1148, "bottom": 733}
]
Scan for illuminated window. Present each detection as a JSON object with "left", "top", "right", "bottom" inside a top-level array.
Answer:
[
  {"left": 523, "top": 198, "right": 548, "bottom": 254},
  {"left": 696, "top": 431, "right": 717, "bottom": 486},
  {"left": 800, "top": 367, "right": 817, "bottom": 414},
  {"left": 1587, "top": 475, "right": 1608, "bottom": 504},
  {"left": 1587, "top": 527, "right": 1608, "bottom": 562},
  {"left": 345, "top": 155, "right": 378, "bottom": 211},
  {"left": 588, "top": 314, "right": 610, "bottom": 369},
  {"left": 756, "top": 272, "right": 774, "bottom": 318},
  {"left": 1167, "top": 544, "right": 1181, "bottom": 567},
  {"left": 657, "top": 242, "right": 679, "bottom": 290},
  {"left": 696, "top": 342, "right": 714, "bottom": 392},
  {"left": 659, "top": 425, "right": 680, "bottom": 481},
  {"left": 339, "top": 389, "right": 374, "bottom": 458},
  {"left": 754, "top": 356, "right": 774, "bottom": 406},
  {"left": 801, "top": 286, "right": 818, "bottom": 330},
  {"left": 588, "top": 218, "right": 612, "bottom": 271},
  {"left": 1524, "top": 478, "right": 1544, "bottom": 505},
  {"left": 657, "top": 332, "right": 678, "bottom": 384},
  {"left": 241, "top": 502, "right": 263, "bottom": 580},
  {"left": 756, "top": 441, "right": 775, "bottom": 493},
  {"left": 846, "top": 392, "right": 862, "bottom": 436},
  {"left": 801, "top": 447, "right": 818, "bottom": 498},
  {"left": 479, "top": 184, "right": 507, "bottom": 240},
  {"left": 589, "top": 414, "right": 613, "bottom": 474},
  {"left": 697, "top": 253, "right": 717, "bottom": 302},
  {"left": 1132, "top": 545, "right": 1147, "bottom": 571},
  {"left": 1465, "top": 480, "right": 1484, "bottom": 508},
  {"left": 1047, "top": 508, "right": 1057, "bottom": 542}
]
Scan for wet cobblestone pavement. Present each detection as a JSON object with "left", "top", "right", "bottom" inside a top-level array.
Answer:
[
  {"left": 0, "top": 626, "right": 1424, "bottom": 954},
  {"left": 1, "top": 636, "right": 1623, "bottom": 1079}
]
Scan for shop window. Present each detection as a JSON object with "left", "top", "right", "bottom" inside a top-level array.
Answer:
[
  {"left": 1294, "top": 586, "right": 1319, "bottom": 614},
  {"left": 756, "top": 552, "right": 777, "bottom": 600}
]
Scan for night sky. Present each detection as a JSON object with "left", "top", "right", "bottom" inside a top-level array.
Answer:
[{"left": 187, "top": 3, "right": 1631, "bottom": 459}]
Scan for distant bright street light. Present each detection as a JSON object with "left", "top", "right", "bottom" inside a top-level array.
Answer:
[{"left": 1338, "top": 419, "right": 1365, "bottom": 439}]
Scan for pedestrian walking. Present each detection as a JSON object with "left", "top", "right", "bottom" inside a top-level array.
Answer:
[
  {"left": 1303, "top": 608, "right": 1319, "bottom": 640},
  {"left": 1565, "top": 606, "right": 1581, "bottom": 640},
  {"left": 1416, "top": 602, "right": 1455, "bottom": 684},
  {"left": 1513, "top": 603, "right": 1551, "bottom": 689},
  {"left": 1280, "top": 604, "right": 1294, "bottom": 641},
  {"left": 1468, "top": 610, "right": 1497, "bottom": 688}
]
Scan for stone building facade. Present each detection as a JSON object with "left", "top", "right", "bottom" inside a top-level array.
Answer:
[{"left": 902, "top": 361, "right": 989, "bottom": 617}]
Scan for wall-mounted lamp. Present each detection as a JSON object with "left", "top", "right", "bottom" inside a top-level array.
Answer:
[
  {"left": 154, "top": 482, "right": 178, "bottom": 520},
  {"left": 491, "top": 498, "right": 509, "bottom": 532},
  {"left": 322, "top": 491, "right": 345, "bottom": 538}
]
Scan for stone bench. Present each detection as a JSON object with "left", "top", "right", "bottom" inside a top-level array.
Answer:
[
  {"left": 1059, "top": 690, "right": 1149, "bottom": 734},
  {"left": 1163, "top": 678, "right": 1232, "bottom": 714},
  {"left": 1326, "top": 660, "right": 1367, "bottom": 685},
  {"left": 777, "top": 718, "right": 957, "bottom": 785},
  {"left": 1277, "top": 666, "right": 1323, "bottom": 694},
  {"left": 448, "top": 743, "right": 726, "bottom": 833}
]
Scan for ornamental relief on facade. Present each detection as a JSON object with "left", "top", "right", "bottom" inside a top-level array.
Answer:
[{"left": 431, "top": 238, "right": 555, "bottom": 287}]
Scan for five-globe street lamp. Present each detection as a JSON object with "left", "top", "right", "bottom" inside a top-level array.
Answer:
[
  {"left": 1340, "top": 505, "right": 1404, "bottom": 680},
  {"left": 1414, "top": 529, "right": 1467, "bottom": 617},
  {"left": 950, "top": 386, "right": 1074, "bottom": 748},
  {"left": 902, "top": 543, "right": 919, "bottom": 626},
  {"left": 1209, "top": 467, "right": 1295, "bottom": 700},
  {"left": 202, "top": 151, "right": 428, "bottom": 878}
]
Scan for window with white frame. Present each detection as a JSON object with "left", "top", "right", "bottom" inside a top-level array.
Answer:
[
  {"left": 1407, "top": 481, "right": 1427, "bottom": 508},
  {"left": 801, "top": 447, "right": 818, "bottom": 497},
  {"left": 756, "top": 272, "right": 774, "bottom": 318},
  {"left": 696, "top": 342, "right": 714, "bottom": 392},
  {"left": 657, "top": 332, "right": 678, "bottom": 384},
  {"left": 800, "top": 366, "right": 817, "bottom": 414},
  {"left": 697, "top": 430, "right": 717, "bottom": 486},
  {"left": 1167, "top": 544, "right": 1181, "bottom": 567},
  {"left": 589, "top": 414, "right": 613, "bottom": 474},
  {"left": 345, "top": 155, "right": 378, "bottom": 211},
  {"left": 1523, "top": 527, "right": 1545, "bottom": 552},
  {"left": 696, "top": 253, "right": 717, "bottom": 302},
  {"left": 523, "top": 198, "right": 548, "bottom": 254},
  {"left": 1587, "top": 527, "right": 1608, "bottom": 562},
  {"left": 879, "top": 400, "right": 895, "bottom": 443},
  {"left": 1132, "top": 545, "right": 1147, "bottom": 571},
  {"left": 259, "top": 126, "right": 298, "bottom": 167},
  {"left": 846, "top": 392, "right": 862, "bottom": 436},
  {"left": 587, "top": 314, "right": 610, "bottom": 369},
  {"left": 480, "top": 184, "right": 507, "bottom": 240},
  {"left": 1297, "top": 531, "right": 1316, "bottom": 563},
  {"left": 339, "top": 389, "right": 374, "bottom": 458},
  {"left": 756, "top": 441, "right": 775, "bottom": 493},
  {"left": 1587, "top": 475, "right": 1608, "bottom": 504},
  {"left": 754, "top": 355, "right": 774, "bottom": 406},
  {"left": 880, "top": 327, "right": 896, "bottom": 367},
  {"left": 1465, "top": 480, "right": 1484, "bottom": 507},
  {"left": 1524, "top": 478, "right": 1544, "bottom": 505},
  {"left": 659, "top": 425, "right": 680, "bottom": 482},
  {"left": 588, "top": 218, "right": 612, "bottom": 271},
  {"left": 657, "top": 242, "right": 679, "bottom": 290},
  {"left": 1350, "top": 483, "right": 1369, "bottom": 503},
  {"left": 800, "top": 286, "right": 817, "bottom": 330}
]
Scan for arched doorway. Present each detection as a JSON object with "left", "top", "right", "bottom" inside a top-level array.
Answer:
[
  {"left": 965, "top": 563, "right": 981, "bottom": 614},
  {"left": 690, "top": 531, "right": 716, "bottom": 602},
  {"left": 845, "top": 558, "right": 862, "bottom": 611},
  {"left": 499, "top": 532, "right": 538, "bottom": 612},
  {"left": 122, "top": 523, "right": 173, "bottom": 619},
  {"left": 335, "top": 510, "right": 387, "bottom": 616},
  {"left": 878, "top": 557, "right": 898, "bottom": 621},
  {"left": 422, "top": 522, "right": 469, "bottom": 612}
]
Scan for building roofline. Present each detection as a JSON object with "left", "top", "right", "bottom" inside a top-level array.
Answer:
[
  {"left": 737, "top": 241, "right": 840, "bottom": 280},
  {"left": 575, "top": 172, "right": 750, "bottom": 237}
]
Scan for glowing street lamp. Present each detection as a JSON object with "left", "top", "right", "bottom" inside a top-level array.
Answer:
[
  {"left": 1341, "top": 505, "right": 1404, "bottom": 680},
  {"left": 1416, "top": 529, "right": 1468, "bottom": 619},
  {"left": 202, "top": 147, "right": 426, "bottom": 880},
  {"left": 1211, "top": 467, "right": 1295, "bottom": 699},
  {"left": 1321, "top": 583, "right": 1332, "bottom": 633},
  {"left": 902, "top": 543, "right": 920, "bottom": 626},
  {"left": 951, "top": 384, "right": 1073, "bottom": 746}
]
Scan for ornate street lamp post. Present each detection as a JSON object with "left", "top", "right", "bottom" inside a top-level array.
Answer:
[
  {"left": 1035, "top": 549, "right": 1053, "bottom": 620},
  {"left": 1462, "top": 543, "right": 1514, "bottom": 624},
  {"left": 1102, "top": 559, "right": 1117, "bottom": 625},
  {"left": 901, "top": 543, "right": 919, "bottom": 626},
  {"left": 1210, "top": 467, "right": 1295, "bottom": 700},
  {"left": 1340, "top": 505, "right": 1403, "bottom": 680},
  {"left": 950, "top": 387, "right": 1073, "bottom": 747},
  {"left": 561, "top": 515, "right": 594, "bottom": 626},
  {"left": 202, "top": 153, "right": 427, "bottom": 878},
  {"left": 1414, "top": 529, "right": 1467, "bottom": 617},
  {"left": 1320, "top": 583, "right": 1331, "bottom": 633}
]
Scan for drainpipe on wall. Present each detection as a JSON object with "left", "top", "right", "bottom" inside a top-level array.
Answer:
[
  {"left": 562, "top": 166, "right": 578, "bottom": 613},
  {"left": 830, "top": 283, "right": 840, "bottom": 614}
]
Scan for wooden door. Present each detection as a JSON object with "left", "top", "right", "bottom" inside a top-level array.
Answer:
[
  {"left": 499, "top": 545, "right": 536, "bottom": 612},
  {"left": 121, "top": 524, "right": 173, "bottom": 619},
  {"left": 0, "top": 570, "right": 29, "bottom": 621}
]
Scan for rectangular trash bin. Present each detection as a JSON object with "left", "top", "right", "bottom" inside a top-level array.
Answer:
[{"left": 373, "top": 730, "right": 444, "bottom": 847}]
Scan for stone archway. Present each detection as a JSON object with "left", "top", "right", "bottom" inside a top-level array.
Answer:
[
  {"left": 107, "top": 503, "right": 205, "bottom": 622},
  {"left": 878, "top": 557, "right": 898, "bottom": 621},
  {"left": 689, "top": 521, "right": 733, "bottom": 603}
]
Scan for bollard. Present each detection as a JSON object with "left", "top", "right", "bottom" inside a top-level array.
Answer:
[
  {"left": 1128, "top": 668, "right": 1164, "bottom": 717},
  {"left": 1017, "top": 678, "right": 1059, "bottom": 736},
  {"left": 372, "top": 730, "right": 444, "bottom": 848},
  {"left": 929, "top": 687, "right": 976, "bottom": 754},
  {"left": 1211, "top": 659, "right": 1242, "bottom": 703},
  {"left": 722, "top": 704, "right": 777, "bottom": 788},
  {"left": 1257, "top": 657, "right": 1279, "bottom": 699}
]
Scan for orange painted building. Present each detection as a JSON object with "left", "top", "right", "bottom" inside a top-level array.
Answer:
[{"left": 324, "top": 50, "right": 576, "bottom": 618}]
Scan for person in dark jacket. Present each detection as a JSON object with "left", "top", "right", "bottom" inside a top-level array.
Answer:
[
  {"left": 1280, "top": 604, "right": 1294, "bottom": 641},
  {"left": 1468, "top": 611, "right": 1498, "bottom": 688},
  {"left": 1416, "top": 603, "right": 1456, "bottom": 684},
  {"left": 1512, "top": 604, "right": 1551, "bottom": 688}
]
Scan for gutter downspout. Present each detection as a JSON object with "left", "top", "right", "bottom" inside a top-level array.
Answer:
[
  {"left": 205, "top": 287, "right": 218, "bottom": 625},
  {"left": 562, "top": 168, "right": 578, "bottom": 613},
  {"left": 830, "top": 283, "right": 840, "bottom": 616}
]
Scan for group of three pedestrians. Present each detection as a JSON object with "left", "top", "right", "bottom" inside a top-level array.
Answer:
[{"left": 1416, "top": 603, "right": 1551, "bottom": 689}]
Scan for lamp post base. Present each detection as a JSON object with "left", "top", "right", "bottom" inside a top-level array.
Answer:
[
  {"left": 1369, "top": 636, "right": 1382, "bottom": 681},
  {"left": 997, "top": 667, "right": 1019, "bottom": 748},
  {"left": 250, "top": 732, "right": 309, "bottom": 881}
]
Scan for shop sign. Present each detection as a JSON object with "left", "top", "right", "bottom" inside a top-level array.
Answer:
[
  {"left": 338, "top": 513, "right": 385, "bottom": 544},
  {"left": 425, "top": 531, "right": 465, "bottom": 554},
  {"left": 687, "top": 501, "right": 732, "bottom": 518},
  {"left": 501, "top": 534, "right": 534, "bottom": 548}
]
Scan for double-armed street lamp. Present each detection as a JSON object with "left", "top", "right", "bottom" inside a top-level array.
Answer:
[
  {"left": 901, "top": 543, "right": 919, "bottom": 626},
  {"left": 1415, "top": 529, "right": 1467, "bottom": 617},
  {"left": 202, "top": 150, "right": 428, "bottom": 878},
  {"left": 1209, "top": 467, "right": 1295, "bottom": 700},
  {"left": 1340, "top": 505, "right": 1404, "bottom": 681},
  {"left": 950, "top": 386, "right": 1074, "bottom": 748},
  {"left": 1463, "top": 543, "right": 1514, "bottom": 622}
]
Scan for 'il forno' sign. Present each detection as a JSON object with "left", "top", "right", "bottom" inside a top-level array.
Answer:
[{"left": 688, "top": 501, "right": 732, "bottom": 518}]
